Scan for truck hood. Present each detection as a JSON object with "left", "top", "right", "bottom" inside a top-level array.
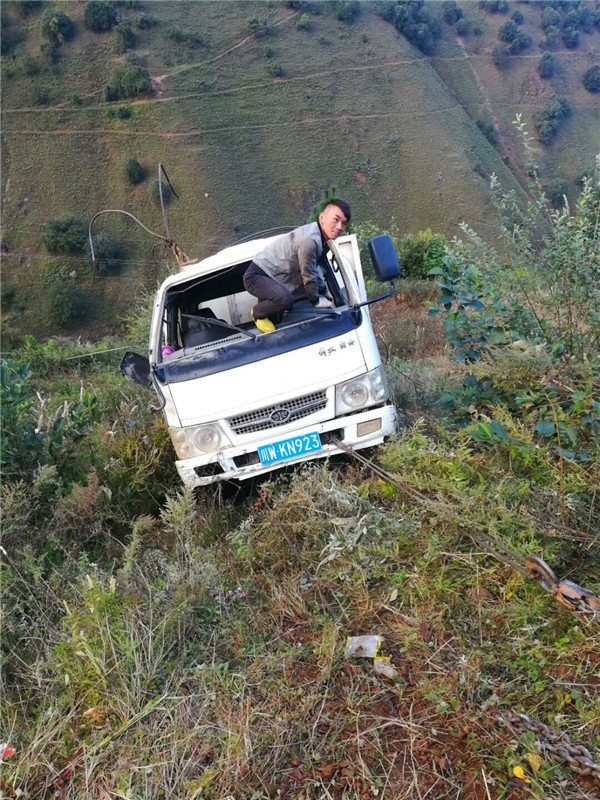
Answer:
[{"left": 168, "top": 331, "right": 366, "bottom": 426}]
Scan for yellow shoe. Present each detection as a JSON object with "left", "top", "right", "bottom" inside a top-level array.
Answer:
[{"left": 252, "top": 311, "right": 275, "bottom": 333}]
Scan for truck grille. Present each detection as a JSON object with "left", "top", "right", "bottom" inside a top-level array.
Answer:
[{"left": 228, "top": 391, "right": 328, "bottom": 435}]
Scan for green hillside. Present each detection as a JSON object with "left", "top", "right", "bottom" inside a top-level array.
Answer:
[{"left": 1, "top": 0, "right": 599, "bottom": 338}]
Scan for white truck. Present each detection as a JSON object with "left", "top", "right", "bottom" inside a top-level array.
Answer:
[{"left": 121, "top": 231, "right": 401, "bottom": 488}]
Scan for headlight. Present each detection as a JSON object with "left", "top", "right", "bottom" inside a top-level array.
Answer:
[
  {"left": 193, "top": 424, "right": 222, "bottom": 453},
  {"left": 335, "top": 366, "right": 389, "bottom": 415},
  {"left": 169, "top": 424, "right": 229, "bottom": 458}
]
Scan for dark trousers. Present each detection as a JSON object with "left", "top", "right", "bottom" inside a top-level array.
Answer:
[{"left": 243, "top": 262, "right": 301, "bottom": 320}]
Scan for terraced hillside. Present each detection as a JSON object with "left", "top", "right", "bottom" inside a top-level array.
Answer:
[{"left": 1, "top": 0, "right": 599, "bottom": 338}]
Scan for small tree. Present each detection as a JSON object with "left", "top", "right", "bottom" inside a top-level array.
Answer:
[
  {"left": 105, "top": 64, "right": 151, "bottom": 100},
  {"left": 582, "top": 65, "right": 600, "bottom": 93},
  {"left": 543, "top": 178, "right": 569, "bottom": 208},
  {"left": 336, "top": 1, "right": 360, "bottom": 24},
  {"left": 456, "top": 18, "right": 470, "bottom": 36},
  {"left": 90, "top": 230, "right": 125, "bottom": 276},
  {"left": 561, "top": 27, "right": 579, "bottom": 48},
  {"left": 499, "top": 19, "right": 519, "bottom": 42},
  {"left": 297, "top": 13, "right": 310, "bottom": 30},
  {"left": 151, "top": 181, "right": 172, "bottom": 206},
  {"left": 114, "top": 21, "right": 135, "bottom": 54},
  {"left": 492, "top": 44, "right": 510, "bottom": 70},
  {"left": 538, "top": 52, "right": 557, "bottom": 79},
  {"left": 40, "top": 9, "right": 75, "bottom": 45},
  {"left": 126, "top": 158, "right": 146, "bottom": 184},
  {"left": 43, "top": 214, "right": 87, "bottom": 255},
  {"left": 84, "top": 1, "right": 117, "bottom": 32}
]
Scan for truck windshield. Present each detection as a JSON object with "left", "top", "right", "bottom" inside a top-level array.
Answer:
[{"left": 157, "top": 255, "right": 361, "bottom": 375}]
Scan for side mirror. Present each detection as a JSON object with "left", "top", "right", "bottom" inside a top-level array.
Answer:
[
  {"left": 120, "top": 351, "right": 151, "bottom": 388},
  {"left": 368, "top": 235, "right": 401, "bottom": 282}
]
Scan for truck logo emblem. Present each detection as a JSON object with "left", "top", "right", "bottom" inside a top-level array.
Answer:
[{"left": 270, "top": 408, "right": 290, "bottom": 423}]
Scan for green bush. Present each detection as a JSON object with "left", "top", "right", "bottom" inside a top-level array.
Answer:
[
  {"left": 40, "top": 40, "right": 60, "bottom": 64},
  {"left": 40, "top": 9, "right": 75, "bottom": 45},
  {"left": 107, "top": 104, "right": 133, "bottom": 119},
  {"left": 476, "top": 119, "right": 497, "bottom": 146},
  {"left": 135, "top": 12, "right": 156, "bottom": 29},
  {"left": 297, "top": 13, "right": 310, "bottom": 30},
  {"left": 429, "top": 123, "right": 600, "bottom": 363},
  {"left": 126, "top": 157, "right": 146, "bottom": 184},
  {"left": 455, "top": 18, "right": 470, "bottom": 36},
  {"left": 582, "top": 65, "right": 600, "bottom": 93},
  {"left": 443, "top": 2, "right": 463, "bottom": 25},
  {"left": 397, "top": 229, "right": 447, "bottom": 279},
  {"left": 114, "top": 21, "right": 135, "bottom": 53},
  {"left": 151, "top": 180, "right": 172, "bottom": 205},
  {"left": 91, "top": 230, "right": 125, "bottom": 276},
  {"left": 492, "top": 44, "right": 510, "bottom": 69},
  {"left": 537, "top": 52, "right": 556, "bottom": 79},
  {"left": 336, "top": 1, "right": 360, "bottom": 24},
  {"left": 534, "top": 96, "right": 571, "bottom": 145},
  {"left": 267, "top": 61, "right": 283, "bottom": 77},
  {"left": 499, "top": 19, "right": 519, "bottom": 42},
  {"left": 561, "top": 26, "right": 579, "bottom": 48},
  {"left": 479, "top": 1, "right": 509, "bottom": 13},
  {"left": 45, "top": 279, "right": 89, "bottom": 327},
  {"left": 104, "top": 64, "right": 151, "bottom": 100},
  {"left": 381, "top": 0, "right": 442, "bottom": 55},
  {"left": 0, "top": 359, "right": 98, "bottom": 481},
  {"left": 543, "top": 178, "right": 568, "bottom": 208},
  {"left": 43, "top": 214, "right": 87, "bottom": 255},
  {"left": 83, "top": 0, "right": 117, "bottom": 32}
]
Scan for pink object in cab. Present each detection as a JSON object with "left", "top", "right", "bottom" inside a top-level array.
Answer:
[{"left": 162, "top": 345, "right": 176, "bottom": 358}]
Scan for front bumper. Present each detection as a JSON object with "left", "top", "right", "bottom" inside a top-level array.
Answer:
[{"left": 175, "top": 404, "right": 397, "bottom": 488}]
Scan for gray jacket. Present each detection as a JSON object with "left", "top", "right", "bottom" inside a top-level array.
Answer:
[{"left": 252, "top": 222, "right": 327, "bottom": 304}]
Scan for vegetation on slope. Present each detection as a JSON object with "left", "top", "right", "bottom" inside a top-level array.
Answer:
[
  {"left": 1, "top": 138, "right": 599, "bottom": 799},
  {"left": 2, "top": 1, "right": 600, "bottom": 339}
]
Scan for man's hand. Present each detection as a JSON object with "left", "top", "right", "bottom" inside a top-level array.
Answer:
[{"left": 314, "top": 296, "right": 334, "bottom": 309}]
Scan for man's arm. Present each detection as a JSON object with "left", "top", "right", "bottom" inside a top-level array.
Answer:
[{"left": 297, "top": 237, "right": 323, "bottom": 304}]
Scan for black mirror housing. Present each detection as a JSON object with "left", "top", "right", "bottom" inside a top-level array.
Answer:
[
  {"left": 120, "top": 351, "right": 152, "bottom": 388},
  {"left": 368, "top": 235, "right": 401, "bottom": 282}
]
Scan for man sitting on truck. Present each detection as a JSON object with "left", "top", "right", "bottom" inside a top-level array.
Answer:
[{"left": 243, "top": 199, "right": 351, "bottom": 333}]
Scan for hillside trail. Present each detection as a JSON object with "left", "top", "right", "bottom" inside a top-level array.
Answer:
[{"left": 455, "top": 36, "right": 516, "bottom": 167}]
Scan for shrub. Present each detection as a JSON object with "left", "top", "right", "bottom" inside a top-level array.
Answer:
[
  {"left": 83, "top": 1, "right": 117, "bottom": 32},
  {"left": 456, "top": 18, "right": 470, "bottom": 36},
  {"left": 135, "top": 12, "right": 156, "bottom": 29},
  {"left": 40, "top": 9, "right": 75, "bottom": 45},
  {"left": 40, "top": 41, "right": 60, "bottom": 64},
  {"left": 492, "top": 44, "right": 510, "bottom": 69},
  {"left": 561, "top": 26, "right": 579, "bottom": 48},
  {"left": 1, "top": 10, "right": 25, "bottom": 55},
  {"left": 510, "top": 10, "right": 523, "bottom": 24},
  {"left": 43, "top": 214, "right": 87, "bottom": 255},
  {"left": 104, "top": 64, "right": 151, "bottom": 100},
  {"left": 429, "top": 122, "right": 600, "bottom": 363},
  {"left": 0, "top": 359, "right": 98, "bottom": 481},
  {"left": 90, "top": 231, "right": 125, "bottom": 276},
  {"left": 479, "top": 1, "right": 509, "bottom": 13},
  {"left": 381, "top": 0, "right": 443, "bottom": 55},
  {"left": 126, "top": 158, "right": 146, "bottom": 184},
  {"left": 582, "top": 65, "right": 600, "bottom": 93},
  {"left": 45, "top": 279, "right": 89, "bottom": 327},
  {"left": 509, "top": 30, "right": 532, "bottom": 53},
  {"left": 397, "top": 230, "right": 448, "bottom": 280},
  {"left": 537, "top": 52, "right": 556, "bottom": 79},
  {"left": 534, "top": 96, "right": 571, "bottom": 144},
  {"left": 297, "top": 13, "right": 310, "bottom": 30},
  {"left": 442, "top": 2, "right": 463, "bottom": 25},
  {"left": 114, "top": 21, "right": 135, "bottom": 53},
  {"left": 268, "top": 61, "right": 283, "bottom": 77},
  {"left": 263, "top": 45, "right": 275, "bottom": 58},
  {"left": 107, "top": 104, "right": 132, "bottom": 119},
  {"left": 336, "top": 1, "right": 360, "bottom": 24},
  {"left": 151, "top": 180, "right": 172, "bottom": 205},
  {"left": 499, "top": 19, "right": 519, "bottom": 42},
  {"left": 543, "top": 178, "right": 568, "bottom": 208},
  {"left": 476, "top": 119, "right": 497, "bottom": 145},
  {"left": 542, "top": 7, "right": 561, "bottom": 32}
]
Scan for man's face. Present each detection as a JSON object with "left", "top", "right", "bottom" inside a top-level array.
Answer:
[{"left": 319, "top": 204, "right": 348, "bottom": 240}]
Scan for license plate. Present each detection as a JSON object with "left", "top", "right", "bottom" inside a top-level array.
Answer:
[{"left": 258, "top": 431, "right": 322, "bottom": 466}]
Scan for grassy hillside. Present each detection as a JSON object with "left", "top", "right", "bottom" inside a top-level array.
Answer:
[{"left": 1, "top": 1, "right": 600, "bottom": 339}]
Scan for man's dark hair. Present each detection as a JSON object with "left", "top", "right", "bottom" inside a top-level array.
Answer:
[{"left": 326, "top": 198, "right": 351, "bottom": 222}]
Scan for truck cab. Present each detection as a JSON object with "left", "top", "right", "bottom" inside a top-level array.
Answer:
[{"left": 122, "top": 232, "right": 401, "bottom": 488}]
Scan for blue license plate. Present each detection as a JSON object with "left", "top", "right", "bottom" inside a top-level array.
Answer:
[{"left": 258, "top": 431, "right": 322, "bottom": 466}]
